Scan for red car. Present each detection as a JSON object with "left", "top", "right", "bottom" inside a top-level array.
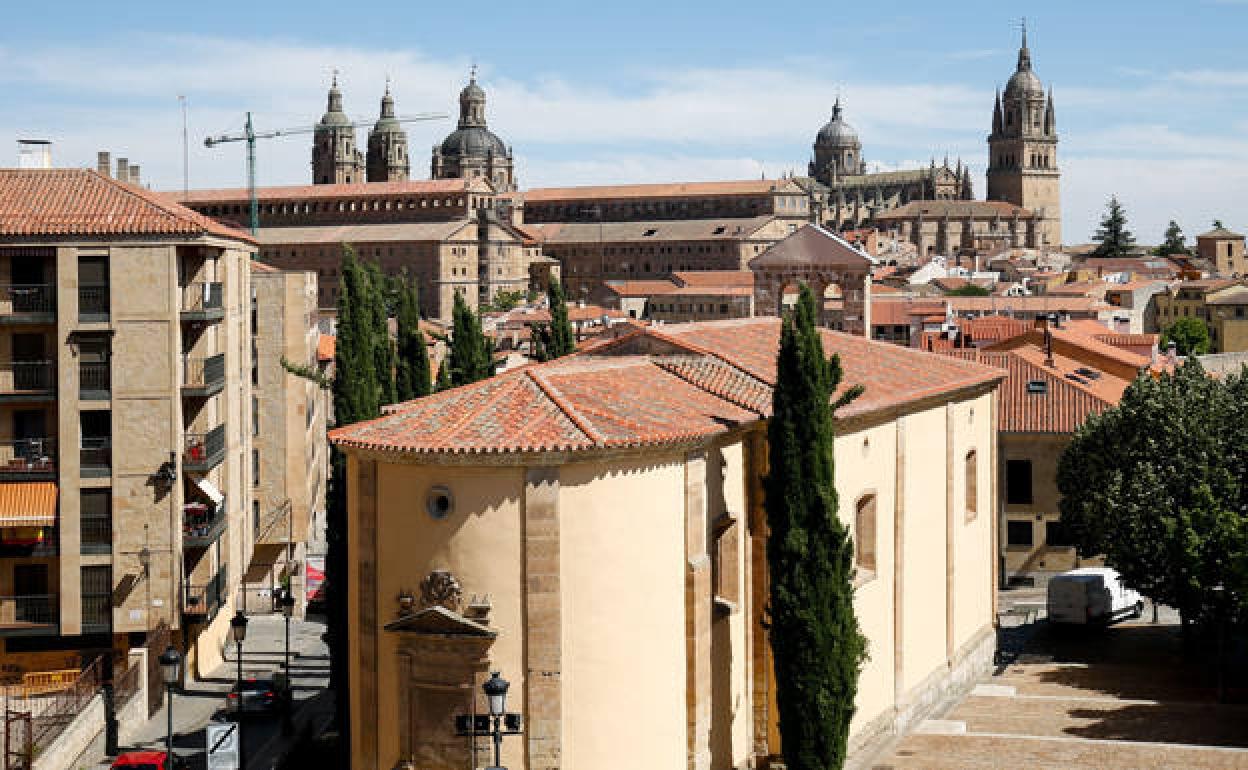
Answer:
[{"left": 110, "top": 751, "right": 185, "bottom": 770}]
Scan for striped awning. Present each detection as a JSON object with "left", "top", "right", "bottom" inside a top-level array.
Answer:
[{"left": 0, "top": 482, "right": 57, "bottom": 527}]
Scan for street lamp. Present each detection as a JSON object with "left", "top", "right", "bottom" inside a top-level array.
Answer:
[
  {"left": 229, "top": 610, "right": 248, "bottom": 714},
  {"left": 278, "top": 587, "right": 296, "bottom": 734},
  {"left": 482, "top": 671, "right": 509, "bottom": 768},
  {"left": 159, "top": 646, "right": 181, "bottom": 763}
]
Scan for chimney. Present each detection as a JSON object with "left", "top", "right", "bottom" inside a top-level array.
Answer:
[
  {"left": 115, "top": 158, "right": 129, "bottom": 182},
  {"left": 96, "top": 151, "right": 111, "bottom": 177},
  {"left": 1167, "top": 341, "right": 1178, "bottom": 363},
  {"left": 129, "top": 164, "right": 141, "bottom": 185}
]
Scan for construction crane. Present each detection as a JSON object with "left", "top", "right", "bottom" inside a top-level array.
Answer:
[{"left": 203, "top": 109, "right": 448, "bottom": 235}]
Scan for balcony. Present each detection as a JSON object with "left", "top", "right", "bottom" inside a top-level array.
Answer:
[
  {"left": 183, "top": 565, "right": 227, "bottom": 620},
  {"left": 182, "top": 353, "right": 225, "bottom": 398},
  {"left": 81, "top": 593, "right": 110, "bottom": 634},
  {"left": 183, "top": 503, "right": 226, "bottom": 549},
  {"left": 0, "top": 361, "right": 55, "bottom": 402},
  {"left": 0, "top": 439, "right": 55, "bottom": 480},
  {"left": 80, "top": 437, "right": 111, "bottom": 478},
  {"left": 77, "top": 283, "right": 110, "bottom": 323},
  {"left": 0, "top": 594, "right": 57, "bottom": 635},
  {"left": 0, "top": 526, "right": 57, "bottom": 558},
  {"left": 79, "top": 360, "right": 110, "bottom": 400},
  {"left": 181, "top": 282, "right": 223, "bottom": 323},
  {"left": 0, "top": 285, "right": 55, "bottom": 324},
  {"left": 184, "top": 424, "right": 225, "bottom": 473},
  {"left": 80, "top": 516, "right": 111, "bottom": 555}
]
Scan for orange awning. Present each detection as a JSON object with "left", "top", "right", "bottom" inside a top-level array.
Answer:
[{"left": 0, "top": 482, "right": 57, "bottom": 527}]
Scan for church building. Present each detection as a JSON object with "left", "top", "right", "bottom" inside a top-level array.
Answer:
[
  {"left": 431, "top": 71, "right": 517, "bottom": 192},
  {"left": 312, "top": 75, "right": 412, "bottom": 185}
]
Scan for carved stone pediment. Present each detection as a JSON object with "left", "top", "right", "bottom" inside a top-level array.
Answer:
[{"left": 384, "top": 605, "right": 497, "bottom": 638}]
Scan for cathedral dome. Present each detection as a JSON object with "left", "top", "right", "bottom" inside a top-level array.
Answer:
[
  {"left": 320, "top": 75, "right": 352, "bottom": 128},
  {"left": 439, "top": 126, "right": 507, "bottom": 158},
  {"left": 1005, "top": 68, "right": 1044, "bottom": 99},
  {"left": 373, "top": 87, "right": 402, "bottom": 133},
  {"left": 815, "top": 101, "right": 860, "bottom": 148},
  {"left": 460, "top": 79, "right": 486, "bottom": 102}
]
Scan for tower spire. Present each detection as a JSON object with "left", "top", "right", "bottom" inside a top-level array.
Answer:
[{"left": 1017, "top": 17, "right": 1032, "bottom": 71}]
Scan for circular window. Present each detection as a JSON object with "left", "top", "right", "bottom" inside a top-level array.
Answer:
[{"left": 426, "top": 486, "right": 453, "bottom": 520}]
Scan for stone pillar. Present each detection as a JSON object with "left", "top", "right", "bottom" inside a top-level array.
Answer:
[
  {"left": 685, "top": 451, "right": 711, "bottom": 770},
  {"left": 524, "top": 468, "right": 562, "bottom": 770}
]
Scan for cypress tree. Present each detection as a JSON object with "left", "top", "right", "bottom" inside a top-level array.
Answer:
[
  {"left": 1092, "top": 196, "right": 1137, "bottom": 259},
  {"left": 547, "top": 281, "right": 576, "bottom": 358},
  {"left": 364, "top": 260, "right": 397, "bottom": 406},
  {"left": 435, "top": 356, "right": 452, "bottom": 392},
  {"left": 394, "top": 274, "right": 432, "bottom": 400},
  {"left": 325, "top": 244, "right": 384, "bottom": 760},
  {"left": 765, "top": 284, "right": 867, "bottom": 770},
  {"left": 448, "top": 291, "right": 494, "bottom": 386}
]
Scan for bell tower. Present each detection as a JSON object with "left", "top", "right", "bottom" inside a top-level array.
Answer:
[
  {"left": 366, "top": 81, "right": 410, "bottom": 182},
  {"left": 987, "top": 23, "right": 1061, "bottom": 247},
  {"left": 312, "top": 72, "right": 364, "bottom": 185}
]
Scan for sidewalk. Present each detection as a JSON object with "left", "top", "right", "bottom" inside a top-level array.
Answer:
[{"left": 72, "top": 614, "right": 332, "bottom": 770}]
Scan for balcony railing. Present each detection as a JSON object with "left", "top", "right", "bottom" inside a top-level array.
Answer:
[
  {"left": 181, "top": 282, "right": 223, "bottom": 321},
  {"left": 184, "top": 424, "right": 225, "bottom": 472},
  {"left": 183, "top": 503, "right": 226, "bottom": 549},
  {"left": 80, "top": 516, "right": 111, "bottom": 554},
  {"left": 81, "top": 593, "right": 111, "bottom": 633},
  {"left": 182, "top": 353, "right": 225, "bottom": 397},
  {"left": 77, "top": 283, "right": 110, "bottom": 322},
  {"left": 0, "top": 361, "right": 55, "bottom": 399},
  {"left": 0, "top": 594, "right": 55, "bottom": 630},
  {"left": 0, "top": 438, "right": 55, "bottom": 479},
  {"left": 0, "top": 284, "right": 55, "bottom": 321},
  {"left": 80, "top": 437, "right": 111, "bottom": 478},
  {"left": 184, "top": 565, "right": 227, "bottom": 619},
  {"left": 79, "top": 360, "right": 110, "bottom": 399}
]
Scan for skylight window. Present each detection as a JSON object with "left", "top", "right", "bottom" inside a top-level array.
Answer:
[{"left": 1026, "top": 380, "right": 1047, "bottom": 394}]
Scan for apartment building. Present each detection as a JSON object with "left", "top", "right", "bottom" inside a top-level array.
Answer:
[
  {"left": 0, "top": 169, "right": 254, "bottom": 678},
  {"left": 1153, "top": 280, "right": 1248, "bottom": 352},
  {"left": 247, "top": 263, "right": 329, "bottom": 615}
]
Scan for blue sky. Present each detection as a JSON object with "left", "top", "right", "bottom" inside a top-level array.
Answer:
[{"left": 3, "top": 0, "right": 1248, "bottom": 243}]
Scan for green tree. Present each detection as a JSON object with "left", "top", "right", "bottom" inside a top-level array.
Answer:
[
  {"left": 1092, "top": 196, "right": 1137, "bottom": 259},
  {"left": 324, "top": 245, "right": 385, "bottom": 761},
  {"left": 394, "top": 275, "right": 432, "bottom": 401},
  {"left": 448, "top": 292, "right": 494, "bottom": 387},
  {"left": 363, "top": 261, "right": 397, "bottom": 406},
  {"left": 1156, "top": 220, "right": 1188, "bottom": 256},
  {"left": 1058, "top": 360, "right": 1247, "bottom": 640},
  {"left": 435, "top": 356, "right": 452, "bottom": 392},
  {"left": 1161, "top": 316, "right": 1212, "bottom": 356},
  {"left": 482, "top": 289, "right": 527, "bottom": 313},
  {"left": 531, "top": 282, "right": 577, "bottom": 362},
  {"left": 945, "top": 283, "right": 991, "bottom": 297},
  {"left": 765, "top": 284, "right": 867, "bottom": 770}
]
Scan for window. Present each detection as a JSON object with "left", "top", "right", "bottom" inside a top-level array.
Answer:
[
  {"left": 78, "top": 256, "right": 110, "bottom": 322},
  {"left": 80, "top": 489, "right": 112, "bottom": 554},
  {"left": 965, "top": 450, "right": 978, "bottom": 521},
  {"left": 855, "top": 494, "right": 877, "bottom": 574},
  {"left": 81, "top": 565, "right": 111, "bottom": 631},
  {"left": 252, "top": 449, "right": 260, "bottom": 487},
  {"left": 713, "top": 514, "right": 740, "bottom": 612},
  {"left": 1005, "top": 459, "right": 1033, "bottom": 505},
  {"left": 1007, "top": 520, "right": 1034, "bottom": 547},
  {"left": 1045, "top": 520, "right": 1071, "bottom": 548}
]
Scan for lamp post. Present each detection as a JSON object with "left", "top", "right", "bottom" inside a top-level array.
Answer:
[
  {"left": 482, "top": 671, "right": 509, "bottom": 769},
  {"left": 159, "top": 646, "right": 181, "bottom": 764},
  {"left": 229, "top": 610, "right": 248, "bottom": 713},
  {"left": 279, "top": 587, "right": 296, "bottom": 734}
]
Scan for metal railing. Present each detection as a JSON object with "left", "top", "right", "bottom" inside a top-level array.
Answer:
[
  {"left": 78, "top": 360, "right": 110, "bottom": 397},
  {"left": 80, "top": 437, "right": 111, "bottom": 476},
  {"left": 80, "top": 594, "right": 110, "bottom": 634},
  {"left": 183, "top": 504, "right": 226, "bottom": 548},
  {"left": 0, "top": 526, "right": 56, "bottom": 558},
  {"left": 0, "top": 595, "right": 54, "bottom": 627},
  {"left": 183, "top": 352, "right": 225, "bottom": 392},
  {"left": 113, "top": 660, "right": 142, "bottom": 711},
  {"left": 181, "top": 282, "right": 223, "bottom": 314},
  {"left": 29, "top": 657, "right": 101, "bottom": 754},
  {"left": 0, "top": 284, "right": 54, "bottom": 316},
  {"left": 184, "top": 565, "right": 227, "bottom": 618},
  {"left": 0, "top": 362, "right": 54, "bottom": 394},
  {"left": 77, "top": 283, "right": 109, "bottom": 320},
  {"left": 0, "top": 439, "right": 55, "bottom": 476},
  {"left": 183, "top": 424, "right": 225, "bottom": 471},
  {"left": 79, "top": 516, "right": 111, "bottom": 554}
]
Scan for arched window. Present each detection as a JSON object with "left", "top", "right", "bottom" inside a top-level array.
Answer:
[
  {"left": 855, "top": 493, "right": 877, "bottom": 574},
  {"left": 965, "top": 450, "right": 978, "bottom": 522}
]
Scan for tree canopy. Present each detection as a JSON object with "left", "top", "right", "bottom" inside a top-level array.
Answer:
[
  {"left": 1091, "top": 196, "right": 1137, "bottom": 259},
  {"left": 448, "top": 291, "right": 495, "bottom": 387},
  {"left": 1057, "top": 360, "right": 1248, "bottom": 633},
  {"left": 1161, "top": 316, "right": 1212, "bottom": 357},
  {"left": 945, "top": 283, "right": 991, "bottom": 297},
  {"left": 765, "top": 283, "right": 866, "bottom": 770},
  {"left": 1156, "top": 220, "right": 1188, "bottom": 256},
  {"left": 532, "top": 281, "right": 577, "bottom": 362},
  {"left": 394, "top": 273, "right": 432, "bottom": 401}
]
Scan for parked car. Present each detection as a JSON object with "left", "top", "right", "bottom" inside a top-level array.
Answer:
[
  {"left": 1047, "top": 567, "right": 1144, "bottom": 625},
  {"left": 111, "top": 751, "right": 186, "bottom": 770},
  {"left": 228, "top": 676, "right": 279, "bottom": 714}
]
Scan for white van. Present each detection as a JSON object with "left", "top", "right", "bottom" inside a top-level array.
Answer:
[{"left": 1046, "top": 567, "right": 1144, "bottom": 625}]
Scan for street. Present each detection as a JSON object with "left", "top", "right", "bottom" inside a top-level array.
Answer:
[{"left": 73, "top": 613, "right": 332, "bottom": 770}]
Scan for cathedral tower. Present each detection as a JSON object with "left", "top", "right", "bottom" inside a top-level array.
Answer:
[
  {"left": 810, "top": 99, "right": 866, "bottom": 185},
  {"left": 312, "top": 74, "right": 364, "bottom": 185},
  {"left": 366, "top": 83, "right": 410, "bottom": 182},
  {"left": 987, "top": 26, "right": 1061, "bottom": 247},
  {"left": 431, "top": 70, "right": 516, "bottom": 191}
]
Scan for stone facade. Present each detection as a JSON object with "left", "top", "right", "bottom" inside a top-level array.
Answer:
[
  {"left": 366, "top": 86, "right": 411, "bottom": 183},
  {"left": 1196, "top": 228, "right": 1247, "bottom": 277},
  {"left": 312, "top": 74, "right": 365, "bottom": 185}
]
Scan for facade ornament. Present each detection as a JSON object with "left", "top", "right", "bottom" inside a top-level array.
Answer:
[{"left": 420, "top": 569, "right": 464, "bottom": 613}]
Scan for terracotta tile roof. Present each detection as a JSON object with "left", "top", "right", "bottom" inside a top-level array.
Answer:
[
  {"left": 984, "top": 325, "right": 1149, "bottom": 383},
  {"left": 874, "top": 200, "right": 1033, "bottom": 220},
  {"left": 959, "top": 315, "right": 1030, "bottom": 344},
  {"left": 1204, "top": 286, "right": 1248, "bottom": 305},
  {"left": 672, "top": 270, "right": 755, "bottom": 288},
  {"left": 945, "top": 296, "right": 1106, "bottom": 313},
  {"left": 604, "top": 280, "right": 682, "bottom": 297},
  {"left": 960, "top": 350, "right": 1121, "bottom": 433},
  {"left": 540, "top": 216, "right": 775, "bottom": 243},
  {"left": 173, "top": 178, "right": 482, "bottom": 204},
  {"left": 253, "top": 221, "right": 474, "bottom": 245},
  {"left": 522, "top": 179, "right": 803, "bottom": 202},
  {"left": 317, "top": 334, "right": 335, "bottom": 363},
  {"left": 332, "top": 318, "right": 1004, "bottom": 456},
  {"left": 0, "top": 169, "right": 253, "bottom": 242},
  {"left": 1198, "top": 227, "right": 1245, "bottom": 240}
]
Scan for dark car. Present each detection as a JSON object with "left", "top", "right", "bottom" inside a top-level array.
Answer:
[{"left": 228, "top": 676, "right": 278, "bottom": 714}]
